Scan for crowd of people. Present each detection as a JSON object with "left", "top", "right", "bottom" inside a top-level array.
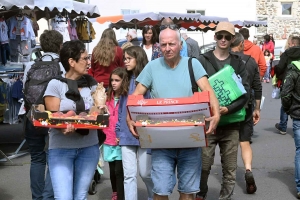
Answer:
[{"left": 21, "top": 17, "right": 300, "bottom": 200}]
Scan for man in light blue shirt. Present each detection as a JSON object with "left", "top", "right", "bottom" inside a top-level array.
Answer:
[{"left": 127, "top": 25, "right": 220, "bottom": 200}]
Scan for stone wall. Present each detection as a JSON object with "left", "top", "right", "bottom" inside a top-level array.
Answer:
[{"left": 256, "top": 0, "right": 300, "bottom": 40}]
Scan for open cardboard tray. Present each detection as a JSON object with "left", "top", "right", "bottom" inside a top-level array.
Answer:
[
  {"left": 31, "top": 104, "right": 110, "bottom": 129},
  {"left": 127, "top": 92, "right": 211, "bottom": 148}
]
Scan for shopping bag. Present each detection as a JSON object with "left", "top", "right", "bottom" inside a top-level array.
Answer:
[
  {"left": 208, "top": 65, "right": 246, "bottom": 126},
  {"left": 218, "top": 107, "right": 246, "bottom": 126},
  {"left": 208, "top": 64, "right": 246, "bottom": 106},
  {"left": 272, "top": 86, "right": 281, "bottom": 99}
]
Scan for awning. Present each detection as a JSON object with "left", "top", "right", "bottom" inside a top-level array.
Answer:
[
  {"left": 231, "top": 20, "right": 268, "bottom": 29},
  {"left": 0, "top": 0, "right": 100, "bottom": 19},
  {"left": 96, "top": 12, "right": 228, "bottom": 31}
]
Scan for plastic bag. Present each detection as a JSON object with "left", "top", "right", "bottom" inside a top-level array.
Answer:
[{"left": 272, "top": 86, "right": 281, "bottom": 99}]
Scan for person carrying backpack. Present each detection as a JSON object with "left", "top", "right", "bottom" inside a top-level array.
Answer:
[
  {"left": 281, "top": 61, "right": 300, "bottom": 199},
  {"left": 22, "top": 30, "right": 65, "bottom": 200},
  {"left": 231, "top": 32, "right": 262, "bottom": 195}
]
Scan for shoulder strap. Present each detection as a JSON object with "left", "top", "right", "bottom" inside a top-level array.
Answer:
[
  {"left": 188, "top": 57, "right": 198, "bottom": 93},
  {"left": 244, "top": 55, "right": 251, "bottom": 65}
]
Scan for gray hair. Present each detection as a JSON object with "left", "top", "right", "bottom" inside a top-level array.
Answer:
[
  {"left": 159, "top": 29, "right": 181, "bottom": 43},
  {"left": 231, "top": 32, "right": 244, "bottom": 48}
]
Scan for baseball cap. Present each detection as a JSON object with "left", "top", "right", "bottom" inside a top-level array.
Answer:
[{"left": 215, "top": 22, "right": 235, "bottom": 36}]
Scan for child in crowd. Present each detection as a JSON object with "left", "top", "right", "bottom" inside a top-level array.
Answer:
[
  {"left": 115, "top": 46, "right": 153, "bottom": 200},
  {"left": 103, "top": 67, "right": 128, "bottom": 200},
  {"left": 263, "top": 49, "right": 273, "bottom": 83}
]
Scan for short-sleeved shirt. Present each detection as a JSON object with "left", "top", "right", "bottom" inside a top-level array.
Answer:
[
  {"left": 136, "top": 57, "right": 207, "bottom": 98},
  {"left": 43, "top": 79, "right": 98, "bottom": 149}
]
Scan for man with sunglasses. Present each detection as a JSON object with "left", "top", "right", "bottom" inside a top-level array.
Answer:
[
  {"left": 127, "top": 23, "right": 220, "bottom": 200},
  {"left": 160, "top": 17, "right": 188, "bottom": 57},
  {"left": 197, "top": 22, "right": 250, "bottom": 200}
]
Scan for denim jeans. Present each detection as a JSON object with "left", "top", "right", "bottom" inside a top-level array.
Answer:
[
  {"left": 0, "top": 43, "right": 10, "bottom": 65},
  {"left": 293, "top": 119, "right": 300, "bottom": 192},
  {"left": 151, "top": 148, "right": 202, "bottom": 195},
  {"left": 121, "top": 146, "right": 153, "bottom": 200},
  {"left": 263, "top": 64, "right": 270, "bottom": 80},
  {"left": 279, "top": 106, "right": 288, "bottom": 132},
  {"left": 24, "top": 118, "right": 54, "bottom": 200},
  {"left": 48, "top": 144, "right": 99, "bottom": 200}
]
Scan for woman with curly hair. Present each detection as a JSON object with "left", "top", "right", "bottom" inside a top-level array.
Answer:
[{"left": 89, "top": 28, "right": 124, "bottom": 88}]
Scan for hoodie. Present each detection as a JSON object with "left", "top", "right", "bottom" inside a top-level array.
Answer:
[
  {"left": 243, "top": 40, "right": 267, "bottom": 77},
  {"left": 281, "top": 61, "right": 300, "bottom": 119},
  {"left": 275, "top": 47, "right": 300, "bottom": 82}
]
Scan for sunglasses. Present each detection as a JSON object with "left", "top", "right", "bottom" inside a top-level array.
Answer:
[
  {"left": 216, "top": 34, "right": 232, "bottom": 41},
  {"left": 160, "top": 24, "right": 178, "bottom": 31},
  {"left": 144, "top": 25, "right": 153, "bottom": 28}
]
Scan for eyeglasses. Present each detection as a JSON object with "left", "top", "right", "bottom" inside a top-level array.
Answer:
[
  {"left": 160, "top": 24, "right": 178, "bottom": 31},
  {"left": 80, "top": 55, "right": 91, "bottom": 62},
  {"left": 144, "top": 25, "right": 153, "bottom": 28},
  {"left": 216, "top": 34, "right": 232, "bottom": 41}
]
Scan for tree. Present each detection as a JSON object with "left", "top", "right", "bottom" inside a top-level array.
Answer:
[{"left": 74, "top": 0, "right": 84, "bottom": 2}]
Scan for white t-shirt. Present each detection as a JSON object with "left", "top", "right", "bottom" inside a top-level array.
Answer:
[{"left": 143, "top": 45, "right": 152, "bottom": 62}]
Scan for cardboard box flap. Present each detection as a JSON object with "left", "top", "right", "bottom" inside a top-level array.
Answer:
[{"left": 127, "top": 91, "right": 210, "bottom": 106}]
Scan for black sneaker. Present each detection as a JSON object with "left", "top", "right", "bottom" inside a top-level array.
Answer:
[
  {"left": 245, "top": 169, "right": 257, "bottom": 194},
  {"left": 275, "top": 123, "right": 287, "bottom": 135}
]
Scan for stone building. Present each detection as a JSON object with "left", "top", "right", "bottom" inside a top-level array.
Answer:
[{"left": 256, "top": 0, "right": 300, "bottom": 40}]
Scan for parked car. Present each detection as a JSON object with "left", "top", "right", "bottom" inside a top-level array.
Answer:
[
  {"left": 199, "top": 42, "right": 216, "bottom": 54},
  {"left": 118, "top": 36, "right": 143, "bottom": 47},
  {"left": 273, "top": 40, "right": 286, "bottom": 60}
]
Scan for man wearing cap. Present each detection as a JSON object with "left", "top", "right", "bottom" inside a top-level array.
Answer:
[
  {"left": 197, "top": 22, "right": 250, "bottom": 200},
  {"left": 126, "top": 29, "right": 141, "bottom": 46}
]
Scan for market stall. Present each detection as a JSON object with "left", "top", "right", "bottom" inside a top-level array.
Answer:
[{"left": 0, "top": 0, "right": 100, "bottom": 165}]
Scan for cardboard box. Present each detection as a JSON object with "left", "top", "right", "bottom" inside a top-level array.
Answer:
[
  {"left": 31, "top": 105, "right": 109, "bottom": 129},
  {"left": 127, "top": 91, "right": 211, "bottom": 148}
]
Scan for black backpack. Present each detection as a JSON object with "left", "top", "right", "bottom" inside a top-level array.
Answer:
[{"left": 24, "top": 55, "right": 62, "bottom": 112}]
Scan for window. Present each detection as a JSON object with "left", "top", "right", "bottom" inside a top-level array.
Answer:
[
  {"left": 281, "top": 3, "right": 292, "bottom": 15},
  {"left": 187, "top": 10, "right": 205, "bottom": 15},
  {"left": 121, "top": 9, "right": 139, "bottom": 15}
]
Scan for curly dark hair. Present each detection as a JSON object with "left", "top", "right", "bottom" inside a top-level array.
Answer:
[
  {"left": 59, "top": 40, "right": 86, "bottom": 72},
  {"left": 123, "top": 46, "right": 148, "bottom": 78},
  {"left": 142, "top": 25, "right": 158, "bottom": 45},
  {"left": 107, "top": 67, "right": 129, "bottom": 101},
  {"left": 40, "top": 30, "right": 63, "bottom": 54}
]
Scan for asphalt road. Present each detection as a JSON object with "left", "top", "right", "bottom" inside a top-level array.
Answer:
[{"left": 0, "top": 82, "right": 297, "bottom": 200}]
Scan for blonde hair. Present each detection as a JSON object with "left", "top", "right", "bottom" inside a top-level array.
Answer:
[
  {"left": 121, "top": 42, "right": 133, "bottom": 50},
  {"left": 93, "top": 28, "right": 118, "bottom": 67}
]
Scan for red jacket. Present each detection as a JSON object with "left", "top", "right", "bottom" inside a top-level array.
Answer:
[
  {"left": 89, "top": 46, "right": 124, "bottom": 88},
  {"left": 243, "top": 40, "right": 267, "bottom": 77},
  {"left": 103, "top": 96, "right": 119, "bottom": 146},
  {"left": 262, "top": 41, "right": 275, "bottom": 58}
]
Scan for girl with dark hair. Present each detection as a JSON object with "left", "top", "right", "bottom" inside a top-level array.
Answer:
[
  {"left": 116, "top": 46, "right": 154, "bottom": 200},
  {"left": 263, "top": 49, "right": 273, "bottom": 83},
  {"left": 89, "top": 28, "right": 124, "bottom": 88},
  {"left": 103, "top": 67, "right": 128, "bottom": 200},
  {"left": 141, "top": 25, "right": 162, "bottom": 62},
  {"left": 44, "top": 40, "right": 100, "bottom": 199},
  {"left": 262, "top": 34, "right": 274, "bottom": 58}
]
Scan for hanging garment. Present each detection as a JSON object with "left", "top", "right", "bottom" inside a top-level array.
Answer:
[
  {"left": 76, "top": 19, "right": 96, "bottom": 43},
  {"left": 51, "top": 16, "right": 70, "bottom": 42},
  {"left": 1, "top": 43, "right": 11, "bottom": 65},
  {"left": 67, "top": 19, "right": 78, "bottom": 40},
  {"left": 0, "top": 19, "right": 9, "bottom": 44},
  {"left": 8, "top": 16, "right": 35, "bottom": 41},
  {"left": 10, "top": 35, "right": 30, "bottom": 62}
]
